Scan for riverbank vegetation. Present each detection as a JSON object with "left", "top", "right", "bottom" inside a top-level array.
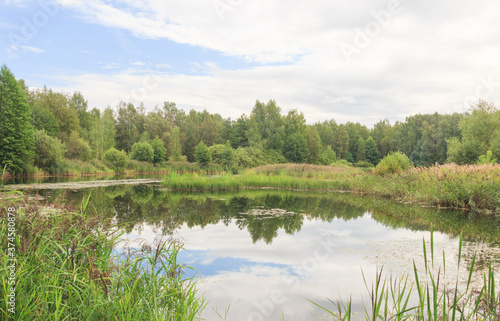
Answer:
[
  {"left": 2, "top": 64, "right": 500, "bottom": 181},
  {"left": 162, "top": 161, "right": 500, "bottom": 212},
  {"left": 0, "top": 194, "right": 205, "bottom": 320}
]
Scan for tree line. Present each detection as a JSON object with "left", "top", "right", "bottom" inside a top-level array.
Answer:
[{"left": 1, "top": 65, "right": 499, "bottom": 174}]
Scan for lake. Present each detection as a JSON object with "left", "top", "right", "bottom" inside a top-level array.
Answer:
[{"left": 12, "top": 178, "right": 500, "bottom": 320}]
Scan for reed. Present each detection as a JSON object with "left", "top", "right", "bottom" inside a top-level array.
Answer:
[
  {"left": 313, "top": 228, "right": 500, "bottom": 320},
  {"left": 0, "top": 193, "right": 205, "bottom": 320}
]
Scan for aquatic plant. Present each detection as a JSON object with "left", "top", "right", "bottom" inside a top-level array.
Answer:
[
  {"left": 312, "top": 228, "right": 500, "bottom": 320},
  {"left": 0, "top": 193, "right": 205, "bottom": 320}
]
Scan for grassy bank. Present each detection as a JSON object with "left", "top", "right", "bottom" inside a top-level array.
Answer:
[
  {"left": 162, "top": 163, "right": 500, "bottom": 212},
  {"left": 0, "top": 193, "right": 205, "bottom": 320},
  {"left": 2, "top": 160, "right": 226, "bottom": 183}
]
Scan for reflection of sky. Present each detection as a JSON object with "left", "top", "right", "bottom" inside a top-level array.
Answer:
[{"left": 124, "top": 212, "right": 457, "bottom": 321}]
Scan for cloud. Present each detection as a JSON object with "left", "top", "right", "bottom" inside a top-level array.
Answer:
[
  {"left": 6, "top": 45, "right": 45, "bottom": 58},
  {"left": 322, "top": 96, "right": 356, "bottom": 104},
  {"left": 25, "top": 0, "right": 500, "bottom": 126}
]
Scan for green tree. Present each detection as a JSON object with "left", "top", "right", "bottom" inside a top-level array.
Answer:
[
  {"left": 115, "top": 102, "right": 140, "bottom": 152},
  {"left": 210, "top": 141, "right": 236, "bottom": 171},
  {"left": 283, "top": 110, "right": 308, "bottom": 163},
  {"left": 130, "top": 142, "right": 154, "bottom": 162},
  {"left": 169, "top": 127, "right": 185, "bottom": 162},
  {"left": 104, "top": 148, "right": 129, "bottom": 172},
  {"left": 66, "top": 131, "right": 92, "bottom": 161},
  {"left": 364, "top": 136, "right": 380, "bottom": 166},
  {"left": 194, "top": 140, "right": 211, "bottom": 167},
  {"left": 447, "top": 101, "right": 500, "bottom": 164},
  {"left": 333, "top": 124, "right": 349, "bottom": 159},
  {"left": 306, "top": 126, "right": 322, "bottom": 164},
  {"left": 355, "top": 137, "right": 366, "bottom": 162},
  {"left": 478, "top": 150, "right": 497, "bottom": 164},
  {"left": 0, "top": 65, "right": 35, "bottom": 173},
  {"left": 33, "top": 129, "right": 66, "bottom": 173},
  {"left": 151, "top": 137, "right": 167, "bottom": 164},
  {"left": 321, "top": 146, "right": 337, "bottom": 164}
]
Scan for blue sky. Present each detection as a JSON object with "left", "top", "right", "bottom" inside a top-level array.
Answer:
[{"left": 2, "top": 0, "right": 500, "bottom": 126}]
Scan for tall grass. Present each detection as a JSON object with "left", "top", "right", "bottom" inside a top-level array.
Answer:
[
  {"left": 163, "top": 163, "right": 500, "bottom": 212},
  {"left": 313, "top": 228, "right": 499, "bottom": 320},
  {"left": 0, "top": 193, "right": 205, "bottom": 320}
]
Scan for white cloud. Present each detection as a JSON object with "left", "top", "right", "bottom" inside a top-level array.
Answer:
[
  {"left": 6, "top": 44, "right": 45, "bottom": 58},
  {"left": 322, "top": 96, "right": 356, "bottom": 104},
  {"left": 37, "top": 0, "right": 500, "bottom": 125}
]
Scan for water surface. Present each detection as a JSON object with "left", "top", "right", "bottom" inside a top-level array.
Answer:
[{"left": 19, "top": 180, "right": 500, "bottom": 320}]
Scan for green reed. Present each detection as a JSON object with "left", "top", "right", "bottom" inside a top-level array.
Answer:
[
  {"left": 313, "top": 227, "right": 499, "bottom": 320},
  {"left": 0, "top": 192, "right": 205, "bottom": 320}
]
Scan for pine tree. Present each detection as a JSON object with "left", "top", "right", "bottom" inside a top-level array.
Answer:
[
  {"left": 0, "top": 65, "right": 34, "bottom": 173},
  {"left": 365, "top": 136, "right": 380, "bottom": 166}
]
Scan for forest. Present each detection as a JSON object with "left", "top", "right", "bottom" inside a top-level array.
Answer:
[{"left": 1, "top": 64, "right": 500, "bottom": 176}]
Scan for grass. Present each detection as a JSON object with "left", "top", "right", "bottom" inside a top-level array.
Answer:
[
  {"left": 0, "top": 192, "right": 205, "bottom": 320},
  {"left": 312, "top": 228, "right": 500, "bottom": 320},
  {"left": 162, "top": 163, "right": 500, "bottom": 212}
]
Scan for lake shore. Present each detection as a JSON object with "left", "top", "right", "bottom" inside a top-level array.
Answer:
[{"left": 162, "top": 163, "right": 500, "bottom": 213}]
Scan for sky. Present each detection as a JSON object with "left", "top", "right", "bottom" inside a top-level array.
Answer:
[{"left": 1, "top": 0, "right": 500, "bottom": 127}]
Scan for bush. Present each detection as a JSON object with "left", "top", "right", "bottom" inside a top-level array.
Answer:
[
  {"left": 321, "top": 146, "right": 337, "bottom": 164},
  {"left": 33, "top": 129, "right": 66, "bottom": 173},
  {"left": 354, "top": 160, "right": 374, "bottom": 168},
  {"left": 194, "top": 141, "right": 211, "bottom": 167},
  {"left": 66, "top": 131, "right": 92, "bottom": 161},
  {"left": 330, "top": 159, "right": 352, "bottom": 167},
  {"left": 209, "top": 141, "right": 236, "bottom": 172},
  {"left": 130, "top": 142, "right": 154, "bottom": 162},
  {"left": 151, "top": 137, "right": 167, "bottom": 164},
  {"left": 374, "top": 152, "right": 413, "bottom": 175},
  {"left": 104, "top": 148, "right": 129, "bottom": 172}
]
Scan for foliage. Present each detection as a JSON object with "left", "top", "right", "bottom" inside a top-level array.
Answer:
[
  {"left": 321, "top": 146, "right": 337, "bottom": 164},
  {"left": 355, "top": 137, "right": 366, "bottom": 162},
  {"left": 364, "top": 136, "right": 380, "bottom": 165},
  {"left": 0, "top": 196, "right": 205, "bottom": 320},
  {"left": 103, "top": 147, "right": 129, "bottom": 172},
  {"left": 354, "top": 160, "right": 373, "bottom": 168},
  {"left": 151, "top": 136, "right": 167, "bottom": 164},
  {"left": 194, "top": 140, "right": 211, "bottom": 167},
  {"left": 331, "top": 159, "right": 353, "bottom": 167},
  {"left": 169, "top": 127, "right": 186, "bottom": 162},
  {"left": 33, "top": 129, "right": 66, "bottom": 173},
  {"left": 210, "top": 141, "right": 236, "bottom": 172},
  {"left": 130, "top": 141, "right": 154, "bottom": 162},
  {"left": 447, "top": 101, "right": 500, "bottom": 164},
  {"left": 306, "top": 126, "right": 322, "bottom": 164},
  {"left": 478, "top": 150, "right": 497, "bottom": 164},
  {"left": 66, "top": 131, "right": 92, "bottom": 161},
  {"left": 0, "top": 65, "right": 35, "bottom": 173},
  {"left": 373, "top": 152, "right": 413, "bottom": 175}
]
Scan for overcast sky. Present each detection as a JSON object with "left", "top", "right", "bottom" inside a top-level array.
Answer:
[{"left": 2, "top": 0, "right": 500, "bottom": 127}]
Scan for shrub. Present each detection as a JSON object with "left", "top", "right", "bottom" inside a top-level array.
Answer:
[
  {"left": 321, "top": 146, "right": 337, "bottom": 164},
  {"left": 130, "top": 142, "right": 154, "bottom": 162},
  {"left": 194, "top": 141, "right": 211, "bottom": 167},
  {"left": 209, "top": 141, "right": 236, "bottom": 172},
  {"left": 330, "top": 159, "right": 352, "bottom": 167},
  {"left": 374, "top": 151, "right": 413, "bottom": 175},
  {"left": 151, "top": 137, "right": 167, "bottom": 164},
  {"left": 354, "top": 160, "right": 374, "bottom": 168},
  {"left": 33, "top": 129, "right": 66, "bottom": 173},
  {"left": 66, "top": 131, "right": 92, "bottom": 161},
  {"left": 104, "top": 148, "right": 129, "bottom": 172}
]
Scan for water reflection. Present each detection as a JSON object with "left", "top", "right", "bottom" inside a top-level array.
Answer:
[{"left": 26, "top": 184, "right": 500, "bottom": 320}]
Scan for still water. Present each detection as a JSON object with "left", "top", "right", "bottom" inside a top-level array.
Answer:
[{"left": 18, "top": 180, "right": 500, "bottom": 320}]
